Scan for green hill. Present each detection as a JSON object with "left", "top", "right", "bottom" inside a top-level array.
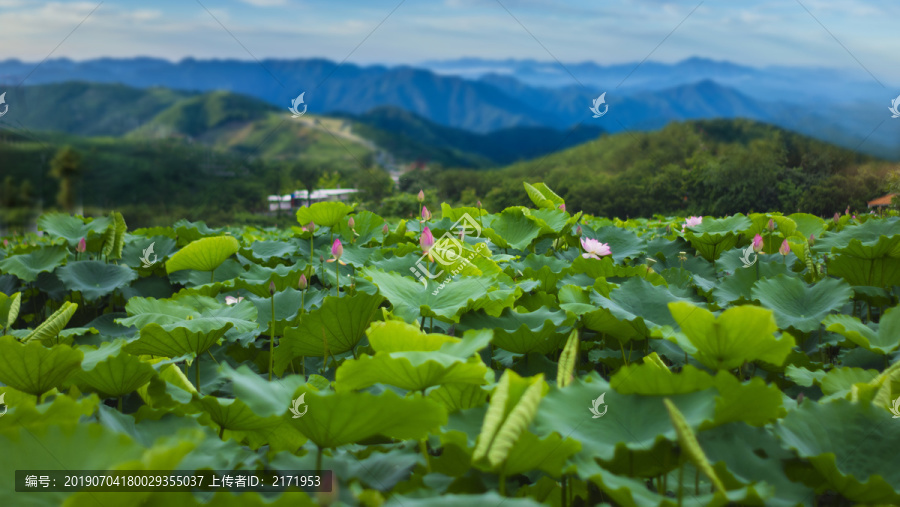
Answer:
[{"left": 434, "top": 119, "right": 896, "bottom": 217}]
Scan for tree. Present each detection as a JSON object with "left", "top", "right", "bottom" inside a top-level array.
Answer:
[
  {"left": 356, "top": 167, "right": 394, "bottom": 205},
  {"left": 291, "top": 162, "right": 323, "bottom": 207},
  {"left": 49, "top": 146, "right": 83, "bottom": 212}
]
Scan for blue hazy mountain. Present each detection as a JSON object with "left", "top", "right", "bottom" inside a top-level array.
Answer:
[{"left": 0, "top": 56, "right": 895, "bottom": 158}]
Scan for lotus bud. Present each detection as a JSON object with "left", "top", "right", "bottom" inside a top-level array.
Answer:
[
  {"left": 268, "top": 281, "right": 276, "bottom": 295},
  {"left": 559, "top": 203, "right": 566, "bottom": 212},
  {"left": 382, "top": 223, "right": 389, "bottom": 235},
  {"left": 2, "top": 239, "right": 7, "bottom": 248},
  {"left": 421, "top": 206, "right": 432, "bottom": 221},
  {"left": 76, "top": 237, "right": 86, "bottom": 253},
  {"left": 797, "top": 392, "right": 804, "bottom": 404},
  {"left": 576, "top": 225, "right": 582, "bottom": 235},
  {"left": 809, "top": 234, "right": 815, "bottom": 246},
  {"left": 417, "top": 189, "right": 425, "bottom": 202},
  {"left": 833, "top": 212, "right": 840, "bottom": 224},
  {"left": 331, "top": 238, "right": 343, "bottom": 260},
  {"left": 767, "top": 218, "right": 775, "bottom": 232},
  {"left": 779, "top": 239, "right": 790, "bottom": 256},
  {"left": 298, "top": 274, "right": 308, "bottom": 290},
  {"left": 752, "top": 233, "right": 764, "bottom": 253},
  {"left": 308, "top": 221, "right": 315, "bottom": 232},
  {"left": 845, "top": 206, "right": 850, "bottom": 215},
  {"left": 477, "top": 200, "right": 482, "bottom": 208},
  {"left": 420, "top": 226, "right": 435, "bottom": 253}
]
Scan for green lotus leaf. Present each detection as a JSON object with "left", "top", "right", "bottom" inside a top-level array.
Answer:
[
  {"left": 0, "top": 291, "right": 20, "bottom": 331},
  {"left": 507, "top": 254, "right": 572, "bottom": 292},
  {"left": 117, "top": 295, "right": 258, "bottom": 334},
  {"left": 362, "top": 267, "right": 515, "bottom": 323},
  {"left": 23, "top": 301, "right": 78, "bottom": 345},
  {"left": 428, "top": 383, "right": 489, "bottom": 412},
  {"left": 384, "top": 492, "right": 544, "bottom": 507},
  {"left": 117, "top": 297, "right": 198, "bottom": 328},
  {"left": 824, "top": 306, "right": 900, "bottom": 354},
  {"left": 667, "top": 302, "right": 794, "bottom": 370},
  {"left": 0, "top": 245, "right": 68, "bottom": 283},
  {"left": 221, "top": 363, "right": 307, "bottom": 418},
  {"left": 533, "top": 372, "right": 718, "bottom": 466},
  {"left": 664, "top": 398, "right": 727, "bottom": 494},
  {"left": 279, "top": 291, "right": 383, "bottom": 358},
  {"left": 173, "top": 218, "right": 224, "bottom": 244},
  {"left": 0, "top": 391, "right": 100, "bottom": 430},
  {"left": 611, "top": 362, "right": 716, "bottom": 395},
  {"left": 503, "top": 430, "right": 580, "bottom": 477},
  {"left": 56, "top": 260, "right": 138, "bottom": 301},
  {"left": 121, "top": 235, "right": 177, "bottom": 269},
  {"left": 482, "top": 207, "right": 542, "bottom": 250},
  {"left": 683, "top": 214, "right": 752, "bottom": 261},
  {"left": 335, "top": 352, "right": 489, "bottom": 392},
  {"left": 332, "top": 210, "right": 385, "bottom": 244},
  {"left": 0, "top": 423, "right": 144, "bottom": 506},
  {"left": 557, "top": 329, "right": 579, "bottom": 387},
  {"left": 459, "top": 306, "right": 574, "bottom": 354},
  {"left": 366, "top": 320, "right": 459, "bottom": 351},
  {"left": 235, "top": 263, "right": 310, "bottom": 298},
  {"left": 166, "top": 235, "right": 241, "bottom": 274},
  {"left": 75, "top": 339, "right": 158, "bottom": 398},
  {"left": 0, "top": 336, "right": 83, "bottom": 399},
  {"left": 774, "top": 398, "right": 900, "bottom": 504},
  {"left": 523, "top": 181, "right": 564, "bottom": 209},
  {"left": 581, "top": 277, "right": 702, "bottom": 343},
  {"left": 528, "top": 208, "right": 569, "bottom": 235},
  {"left": 818, "top": 367, "right": 879, "bottom": 396},
  {"left": 195, "top": 395, "right": 281, "bottom": 431},
  {"left": 711, "top": 372, "right": 786, "bottom": 426},
  {"left": 244, "top": 239, "right": 297, "bottom": 262},
  {"left": 814, "top": 216, "right": 900, "bottom": 252},
  {"left": 826, "top": 235, "right": 900, "bottom": 287},
  {"left": 124, "top": 321, "right": 233, "bottom": 358},
  {"left": 288, "top": 388, "right": 447, "bottom": 448},
  {"left": 711, "top": 261, "right": 789, "bottom": 306},
  {"left": 751, "top": 275, "right": 853, "bottom": 333},
  {"left": 295, "top": 201, "right": 354, "bottom": 227},
  {"left": 37, "top": 212, "right": 112, "bottom": 248}
]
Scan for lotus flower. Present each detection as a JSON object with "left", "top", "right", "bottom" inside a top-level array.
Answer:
[
  {"left": 225, "top": 296, "right": 244, "bottom": 305},
  {"left": 298, "top": 274, "right": 308, "bottom": 290},
  {"left": 417, "top": 190, "right": 424, "bottom": 202},
  {"left": 684, "top": 216, "right": 702, "bottom": 228},
  {"left": 581, "top": 237, "right": 611, "bottom": 260},
  {"left": 752, "top": 234, "right": 764, "bottom": 253},
  {"left": 76, "top": 237, "right": 86, "bottom": 253},
  {"left": 326, "top": 238, "right": 346, "bottom": 265},
  {"left": 420, "top": 226, "right": 435, "bottom": 256},
  {"left": 779, "top": 239, "right": 790, "bottom": 256},
  {"left": 767, "top": 218, "right": 775, "bottom": 232},
  {"left": 421, "top": 206, "right": 432, "bottom": 221},
  {"left": 845, "top": 206, "right": 850, "bottom": 215}
]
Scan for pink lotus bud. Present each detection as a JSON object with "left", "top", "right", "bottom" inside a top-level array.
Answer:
[
  {"left": 331, "top": 239, "right": 343, "bottom": 260},
  {"left": 420, "top": 226, "right": 435, "bottom": 253},
  {"left": 559, "top": 203, "right": 566, "bottom": 212},
  {"left": 2, "top": 239, "right": 7, "bottom": 248},
  {"left": 421, "top": 206, "right": 432, "bottom": 221},
  {"left": 809, "top": 234, "right": 815, "bottom": 246},
  {"left": 348, "top": 217, "right": 355, "bottom": 229},
  {"left": 767, "top": 218, "right": 775, "bottom": 232},
  {"left": 779, "top": 239, "right": 790, "bottom": 256},
  {"left": 298, "top": 274, "right": 308, "bottom": 290},
  {"left": 845, "top": 206, "right": 850, "bottom": 215},
  {"left": 417, "top": 190, "right": 425, "bottom": 203},
  {"left": 477, "top": 200, "right": 482, "bottom": 208},
  {"left": 268, "top": 281, "right": 276, "bottom": 295},
  {"left": 382, "top": 223, "right": 389, "bottom": 235},
  {"left": 576, "top": 225, "right": 582, "bottom": 235},
  {"left": 833, "top": 212, "right": 840, "bottom": 224},
  {"left": 752, "top": 234, "right": 764, "bottom": 253},
  {"left": 308, "top": 221, "right": 315, "bottom": 232},
  {"left": 76, "top": 237, "right": 86, "bottom": 253}
]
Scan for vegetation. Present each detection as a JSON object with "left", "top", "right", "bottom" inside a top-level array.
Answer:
[{"left": 1, "top": 184, "right": 899, "bottom": 505}]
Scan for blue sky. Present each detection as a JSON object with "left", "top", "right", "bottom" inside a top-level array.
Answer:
[{"left": 0, "top": 0, "right": 898, "bottom": 80}]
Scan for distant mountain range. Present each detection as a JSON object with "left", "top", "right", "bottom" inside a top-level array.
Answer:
[{"left": 1, "top": 56, "right": 897, "bottom": 159}]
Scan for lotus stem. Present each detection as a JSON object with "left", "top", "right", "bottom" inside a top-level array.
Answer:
[
  {"left": 269, "top": 291, "right": 276, "bottom": 381},
  {"left": 310, "top": 234, "right": 314, "bottom": 264},
  {"left": 207, "top": 350, "right": 219, "bottom": 365},
  {"left": 694, "top": 468, "right": 699, "bottom": 495},
  {"left": 561, "top": 475, "right": 568, "bottom": 507},
  {"left": 196, "top": 356, "right": 201, "bottom": 393},
  {"left": 499, "top": 470, "right": 506, "bottom": 496},
  {"left": 678, "top": 462, "right": 685, "bottom": 507},
  {"left": 333, "top": 261, "right": 339, "bottom": 297},
  {"left": 419, "top": 439, "right": 431, "bottom": 473},
  {"left": 316, "top": 446, "right": 323, "bottom": 472},
  {"left": 210, "top": 268, "right": 215, "bottom": 284},
  {"left": 118, "top": 397, "right": 123, "bottom": 412}
]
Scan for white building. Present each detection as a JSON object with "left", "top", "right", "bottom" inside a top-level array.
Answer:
[{"left": 268, "top": 188, "right": 360, "bottom": 211}]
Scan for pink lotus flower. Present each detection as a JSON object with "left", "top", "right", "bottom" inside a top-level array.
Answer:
[
  {"left": 326, "top": 238, "right": 346, "bottom": 265},
  {"left": 779, "top": 239, "right": 790, "bottom": 256},
  {"left": 420, "top": 226, "right": 435, "bottom": 257},
  {"left": 581, "top": 238, "right": 611, "bottom": 260},
  {"left": 421, "top": 206, "right": 432, "bottom": 221},
  {"left": 752, "top": 234, "right": 764, "bottom": 253},
  {"left": 684, "top": 216, "right": 702, "bottom": 228},
  {"left": 845, "top": 206, "right": 850, "bottom": 215},
  {"left": 76, "top": 237, "right": 86, "bottom": 253},
  {"left": 298, "top": 274, "right": 308, "bottom": 290},
  {"left": 417, "top": 190, "right": 425, "bottom": 202},
  {"left": 225, "top": 296, "right": 244, "bottom": 305}
]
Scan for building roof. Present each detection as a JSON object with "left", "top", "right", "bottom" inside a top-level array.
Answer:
[
  {"left": 867, "top": 193, "right": 897, "bottom": 207},
  {"left": 267, "top": 188, "right": 359, "bottom": 201}
]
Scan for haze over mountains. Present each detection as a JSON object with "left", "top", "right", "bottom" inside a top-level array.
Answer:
[{"left": 0, "top": 56, "right": 897, "bottom": 160}]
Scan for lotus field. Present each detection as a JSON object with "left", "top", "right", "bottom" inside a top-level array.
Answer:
[{"left": 2, "top": 183, "right": 900, "bottom": 507}]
